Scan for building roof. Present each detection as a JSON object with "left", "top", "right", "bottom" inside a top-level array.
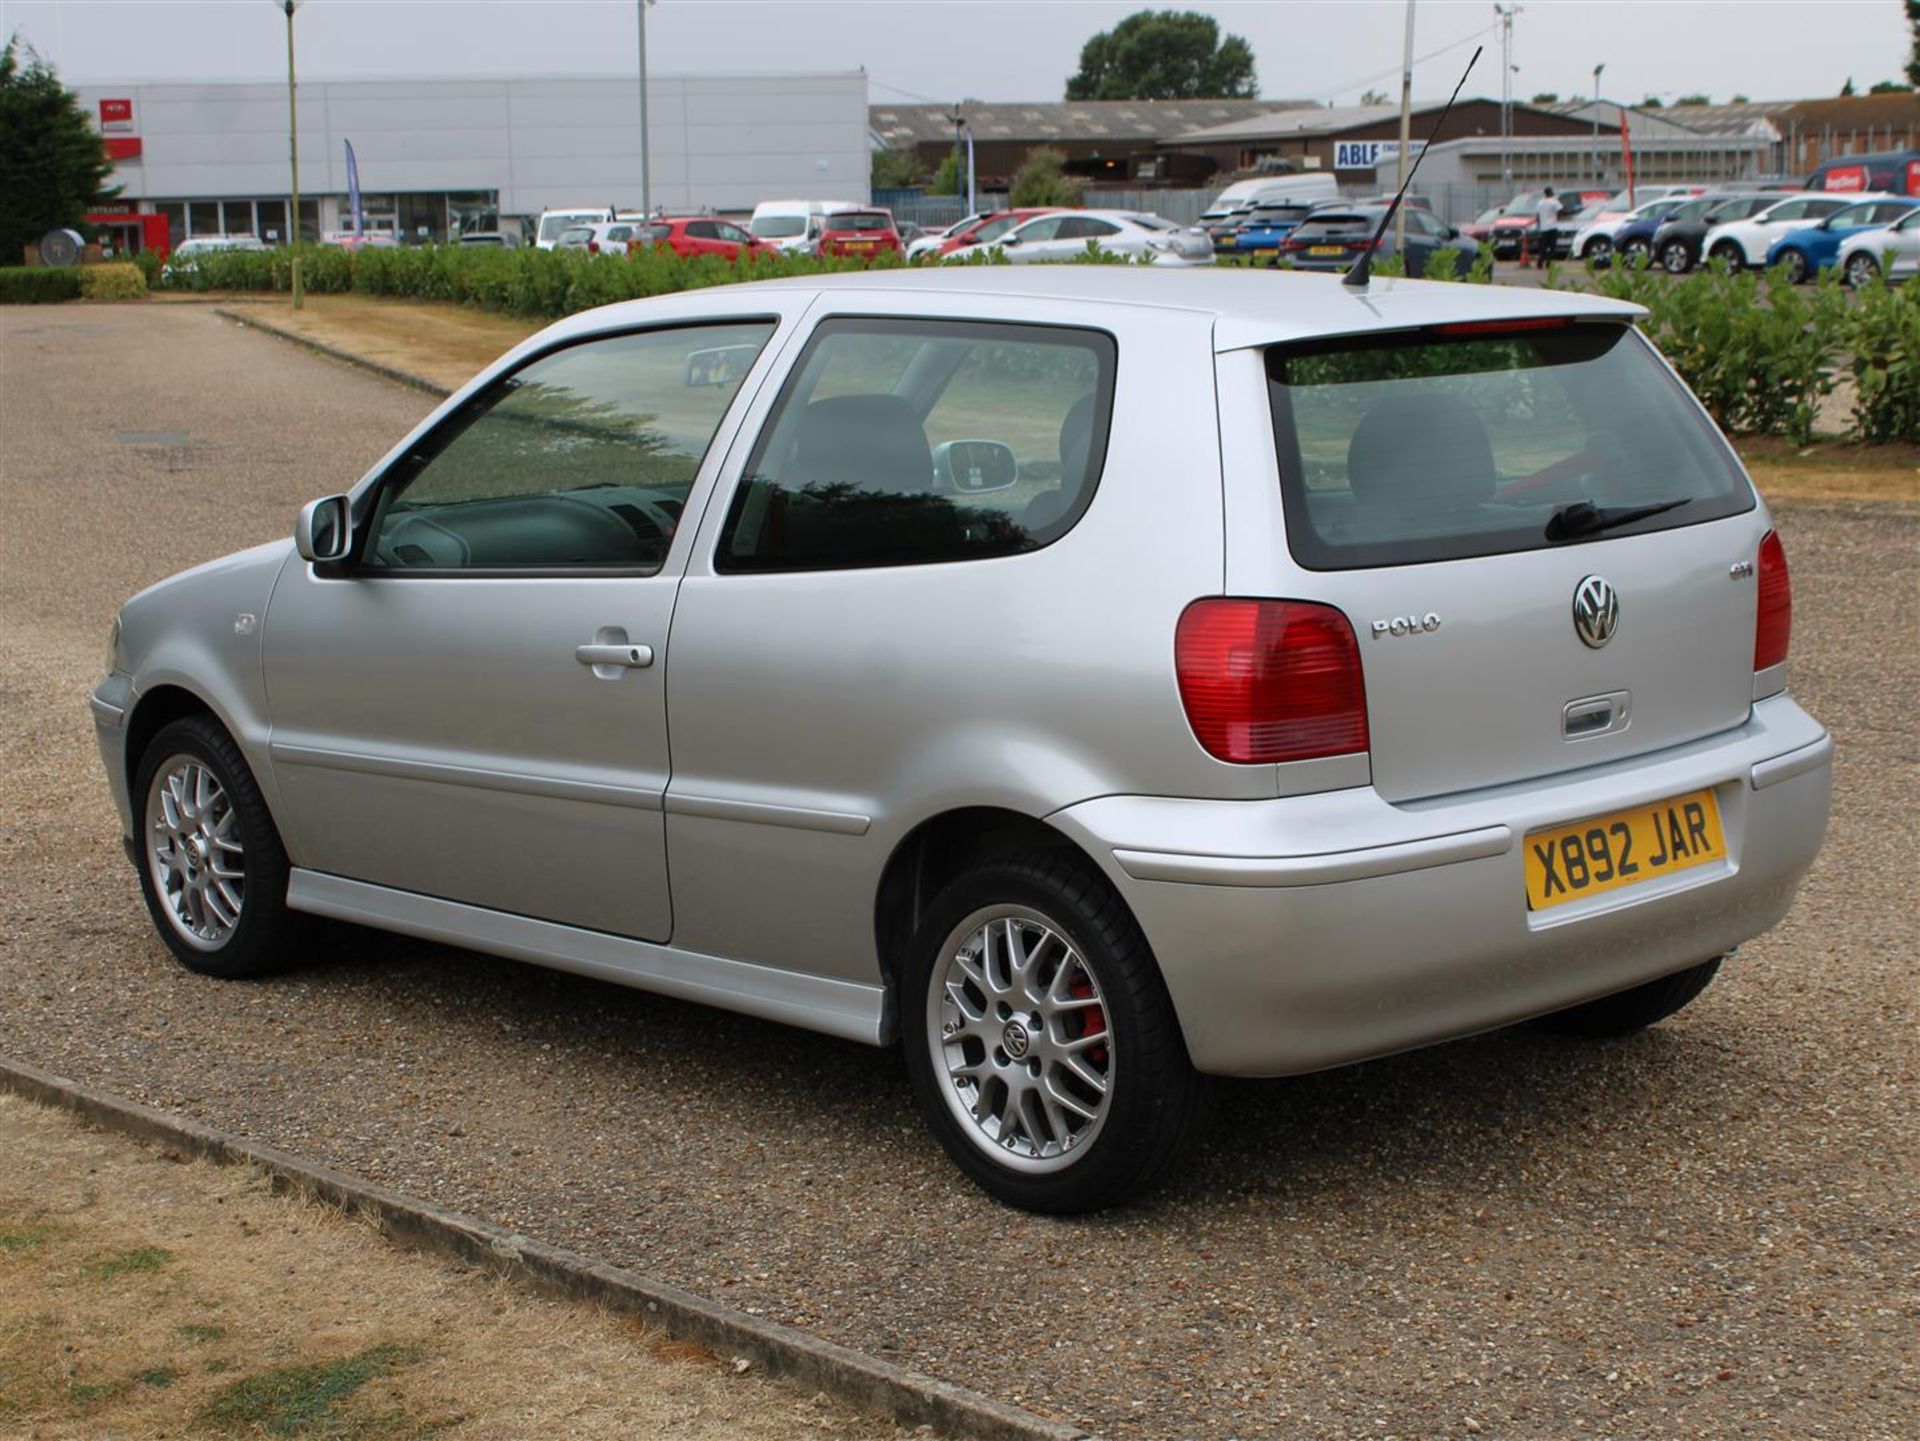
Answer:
[
  {"left": 1174, "top": 98, "right": 1571, "bottom": 144},
  {"left": 1777, "top": 92, "right": 1920, "bottom": 134},
  {"left": 869, "top": 99, "right": 1316, "bottom": 148}
]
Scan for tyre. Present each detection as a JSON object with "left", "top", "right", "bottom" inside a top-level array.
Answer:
[
  {"left": 902, "top": 849, "right": 1202, "bottom": 1214},
  {"left": 1778, "top": 248, "right": 1809, "bottom": 284},
  {"left": 133, "top": 714, "right": 298, "bottom": 978},
  {"left": 1660, "top": 239, "right": 1694, "bottom": 275},
  {"left": 1583, "top": 235, "right": 1613, "bottom": 265},
  {"left": 1708, "top": 241, "right": 1745, "bottom": 273},
  {"left": 1530, "top": 957, "right": 1723, "bottom": 1039},
  {"left": 1620, "top": 236, "right": 1653, "bottom": 269},
  {"left": 1844, "top": 251, "right": 1880, "bottom": 288}
]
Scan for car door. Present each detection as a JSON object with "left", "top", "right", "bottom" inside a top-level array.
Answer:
[
  {"left": 261, "top": 313, "right": 794, "bottom": 942},
  {"left": 1888, "top": 209, "right": 1920, "bottom": 277},
  {"left": 711, "top": 220, "right": 754, "bottom": 258},
  {"left": 1005, "top": 215, "right": 1068, "bottom": 262}
]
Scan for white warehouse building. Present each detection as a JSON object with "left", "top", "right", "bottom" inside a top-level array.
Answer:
[{"left": 71, "top": 71, "right": 871, "bottom": 245}]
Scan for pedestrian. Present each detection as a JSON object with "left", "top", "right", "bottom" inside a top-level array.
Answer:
[{"left": 1524, "top": 186, "right": 1561, "bottom": 268}]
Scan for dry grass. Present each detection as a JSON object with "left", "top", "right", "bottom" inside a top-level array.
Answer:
[
  {"left": 1733, "top": 434, "right": 1920, "bottom": 505},
  {"left": 0, "top": 1094, "right": 912, "bottom": 1440}
]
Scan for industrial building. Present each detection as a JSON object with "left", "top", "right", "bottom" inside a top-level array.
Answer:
[{"left": 73, "top": 71, "right": 871, "bottom": 247}]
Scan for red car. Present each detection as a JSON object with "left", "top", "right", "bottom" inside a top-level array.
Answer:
[
  {"left": 817, "top": 210, "right": 903, "bottom": 260},
  {"left": 635, "top": 216, "right": 776, "bottom": 261},
  {"left": 926, "top": 208, "right": 1062, "bottom": 258}
]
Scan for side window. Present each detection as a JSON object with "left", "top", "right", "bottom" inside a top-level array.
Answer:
[
  {"left": 363, "top": 322, "right": 776, "bottom": 573},
  {"left": 1014, "top": 217, "right": 1065, "bottom": 243},
  {"left": 1412, "top": 209, "right": 1448, "bottom": 237},
  {"left": 715, "top": 221, "right": 751, "bottom": 244},
  {"left": 716, "top": 318, "right": 1116, "bottom": 573},
  {"left": 686, "top": 221, "right": 720, "bottom": 240}
]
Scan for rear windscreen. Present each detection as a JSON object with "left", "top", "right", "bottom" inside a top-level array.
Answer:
[
  {"left": 1266, "top": 323, "right": 1754, "bottom": 570},
  {"left": 832, "top": 213, "right": 892, "bottom": 232}
]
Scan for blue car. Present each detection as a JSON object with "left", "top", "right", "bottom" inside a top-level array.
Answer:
[
  {"left": 1607, "top": 196, "right": 1707, "bottom": 268},
  {"left": 1766, "top": 196, "right": 1920, "bottom": 282},
  {"left": 1229, "top": 200, "right": 1322, "bottom": 262}
]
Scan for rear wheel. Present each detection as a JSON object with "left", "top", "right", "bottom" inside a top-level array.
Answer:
[
  {"left": 1583, "top": 235, "right": 1613, "bottom": 264},
  {"left": 902, "top": 850, "right": 1201, "bottom": 1214},
  {"left": 1708, "top": 241, "right": 1745, "bottom": 273},
  {"left": 1620, "top": 236, "right": 1653, "bottom": 269},
  {"left": 1844, "top": 251, "right": 1880, "bottom": 288},
  {"left": 1778, "top": 248, "right": 1810, "bottom": 284},
  {"left": 134, "top": 715, "right": 298, "bottom": 978},
  {"left": 1660, "top": 239, "right": 1694, "bottom": 274},
  {"left": 1530, "top": 957, "right": 1722, "bottom": 1039}
]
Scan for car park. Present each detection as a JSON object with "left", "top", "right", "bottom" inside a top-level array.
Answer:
[
  {"left": 1275, "top": 205, "right": 1476, "bottom": 275},
  {"left": 1764, "top": 196, "right": 1920, "bottom": 282},
  {"left": 1226, "top": 199, "right": 1326, "bottom": 261},
  {"left": 1650, "top": 192, "right": 1790, "bottom": 274},
  {"left": 816, "top": 209, "right": 906, "bottom": 260},
  {"left": 1560, "top": 187, "right": 1707, "bottom": 263},
  {"left": 946, "top": 209, "right": 1213, "bottom": 265},
  {"left": 1201, "top": 174, "right": 1340, "bottom": 253},
  {"left": 1487, "top": 188, "right": 1609, "bottom": 260},
  {"left": 1603, "top": 195, "right": 1703, "bottom": 269},
  {"left": 635, "top": 215, "right": 775, "bottom": 261},
  {"left": 1836, "top": 205, "right": 1920, "bottom": 285},
  {"left": 1701, "top": 192, "right": 1864, "bottom": 271},
  {"left": 93, "top": 266, "right": 1830, "bottom": 1215}
]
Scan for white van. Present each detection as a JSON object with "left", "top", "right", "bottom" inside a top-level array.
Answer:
[
  {"left": 533, "top": 207, "right": 614, "bottom": 251},
  {"left": 749, "top": 199, "right": 862, "bottom": 256},
  {"left": 1200, "top": 173, "right": 1340, "bottom": 226}
]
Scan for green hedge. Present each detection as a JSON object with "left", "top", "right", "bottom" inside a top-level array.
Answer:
[
  {"left": 78, "top": 262, "right": 147, "bottom": 300},
  {"left": 1549, "top": 259, "right": 1920, "bottom": 445},
  {"left": 0, "top": 266, "right": 82, "bottom": 303}
]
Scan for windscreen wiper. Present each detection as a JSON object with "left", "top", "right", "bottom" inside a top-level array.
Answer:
[{"left": 1545, "top": 498, "right": 1692, "bottom": 543}]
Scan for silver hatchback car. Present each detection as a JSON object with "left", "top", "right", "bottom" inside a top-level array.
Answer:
[{"left": 94, "top": 269, "right": 1831, "bottom": 1212}]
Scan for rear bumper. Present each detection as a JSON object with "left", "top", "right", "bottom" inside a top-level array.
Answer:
[{"left": 1050, "top": 695, "right": 1831, "bottom": 1077}]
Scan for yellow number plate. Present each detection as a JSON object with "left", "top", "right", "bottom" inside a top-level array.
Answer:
[
  {"left": 1309, "top": 245, "right": 1345, "bottom": 256},
  {"left": 1525, "top": 789, "right": 1725, "bottom": 911}
]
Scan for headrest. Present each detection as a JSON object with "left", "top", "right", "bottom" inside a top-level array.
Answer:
[
  {"left": 1346, "top": 391, "right": 1495, "bottom": 508},
  {"left": 787, "top": 394, "right": 932, "bottom": 497}
]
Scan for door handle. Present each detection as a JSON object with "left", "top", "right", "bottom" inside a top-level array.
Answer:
[{"left": 575, "top": 643, "right": 653, "bottom": 670}]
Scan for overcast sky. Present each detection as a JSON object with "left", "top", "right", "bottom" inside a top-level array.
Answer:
[{"left": 2, "top": 0, "right": 1910, "bottom": 108}]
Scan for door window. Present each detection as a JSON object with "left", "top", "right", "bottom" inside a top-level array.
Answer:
[
  {"left": 686, "top": 221, "right": 721, "bottom": 240},
  {"left": 1012, "top": 217, "right": 1066, "bottom": 243},
  {"left": 714, "top": 221, "right": 753, "bottom": 244},
  {"left": 361, "top": 322, "right": 776, "bottom": 573},
  {"left": 717, "top": 318, "right": 1116, "bottom": 572}
]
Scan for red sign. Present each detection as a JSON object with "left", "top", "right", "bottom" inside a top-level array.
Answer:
[
  {"left": 1910, "top": 159, "right": 1920, "bottom": 196},
  {"left": 99, "top": 97, "right": 134, "bottom": 131},
  {"left": 104, "top": 136, "right": 143, "bottom": 162},
  {"left": 1823, "top": 165, "right": 1868, "bottom": 192}
]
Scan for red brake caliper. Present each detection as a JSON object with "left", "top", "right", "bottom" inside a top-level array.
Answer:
[{"left": 1068, "top": 969, "right": 1108, "bottom": 1069}]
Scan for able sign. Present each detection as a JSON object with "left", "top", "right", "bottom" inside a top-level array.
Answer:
[{"left": 1333, "top": 140, "right": 1425, "bottom": 170}]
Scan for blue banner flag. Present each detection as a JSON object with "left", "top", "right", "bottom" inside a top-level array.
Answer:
[{"left": 344, "top": 139, "right": 364, "bottom": 234}]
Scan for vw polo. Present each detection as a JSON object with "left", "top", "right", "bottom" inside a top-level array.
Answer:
[{"left": 94, "top": 268, "right": 1832, "bottom": 1213}]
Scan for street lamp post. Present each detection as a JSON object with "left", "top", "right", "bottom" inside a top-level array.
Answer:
[
  {"left": 273, "top": 0, "right": 304, "bottom": 308},
  {"left": 1592, "top": 62, "right": 1606, "bottom": 184},
  {"left": 637, "top": 0, "right": 657, "bottom": 217}
]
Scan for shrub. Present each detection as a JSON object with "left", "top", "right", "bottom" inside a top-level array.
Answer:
[
  {"left": 1009, "top": 146, "right": 1083, "bottom": 208},
  {"left": 77, "top": 261, "right": 146, "bottom": 299},
  {"left": 1842, "top": 268, "right": 1920, "bottom": 443},
  {"left": 0, "top": 265, "right": 80, "bottom": 302}
]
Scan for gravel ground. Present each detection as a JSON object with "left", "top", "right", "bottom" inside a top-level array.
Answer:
[{"left": 3, "top": 303, "right": 1916, "bottom": 1440}]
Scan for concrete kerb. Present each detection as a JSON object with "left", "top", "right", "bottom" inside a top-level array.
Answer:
[
  {"left": 0, "top": 1056, "right": 1091, "bottom": 1441},
  {"left": 212, "top": 305, "right": 453, "bottom": 397}
]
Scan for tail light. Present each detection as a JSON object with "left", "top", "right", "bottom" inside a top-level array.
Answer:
[
  {"left": 587, "top": 240, "right": 600, "bottom": 254},
  {"left": 1754, "top": 529, "right": 1792, "bottom": 671},
  {"left": 1175, "top": 599, "right": 1369, "bottom": 765}
]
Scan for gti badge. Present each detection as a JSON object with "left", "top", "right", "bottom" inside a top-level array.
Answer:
[{"left": 1572, "top": 576, "right": 1619, "bottom": 649}]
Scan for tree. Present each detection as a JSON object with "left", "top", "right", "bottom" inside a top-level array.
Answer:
[
  {"left": 1868, "top": 78, "right": 1915, "bottom": 93},
  {"left": 1676, "top": 93, "right": 1711, "bottom": 105},
  {"left": 1009, "top": 146, "right": 1084, "bottom": 207},
  {"left": 870, "top": 147, "right": 920, "bottom": 191},
  {"left": 0, "top": 37, "right": 117, "bottom": 264},
  {"left": 927, "top": 153, "right": 960, "bottom": 197},
  {"left": 1640, "top": 96, "right": 1664, "bottom": 109},
  {"left": 1731, "top": 93, "right": 1751, "bottom": 103},
  {"left": 1530, "top": 91, "right": 1560, "bottom": 103},
  {"left": 1360, "top": 88, "right": 1390, "bottom": 105},
  {"left": 1065, "top": 10, "right": 1257, "bottom": 101}
]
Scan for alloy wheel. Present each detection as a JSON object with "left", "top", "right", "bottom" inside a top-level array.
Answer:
[
  {"left": 145, "top": 755, "right": 245, "bottom": 951},
  {"left": 927, "top": 905, "right": 1113, "bottom": 1173},
  {"left": 1661, "top": 241, "right": 1692, "bottom": 274},
  {"left": 1845, "top": 253, "right": 1879, "bottom": 288}
]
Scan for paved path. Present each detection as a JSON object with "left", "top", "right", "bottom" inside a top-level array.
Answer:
[{"left": 3, "top": 303, "right": 1915, "bottom": 1439}]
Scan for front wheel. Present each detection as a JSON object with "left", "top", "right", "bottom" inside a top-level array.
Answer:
[
  {"left": 1661, "top": 239, "right": 1694, "bottom": 274},
  {"left": 1778, "top": 249, "right": 1810, "bottom": 284},
  {"left": 1530, "top": 957, "right": 1723, "bottom": 1039},
  {"left": 902, "top": 851, "right": 1202, "bottom": 1213},
  {"left": 1583, "top": 236, "right": 1613, "bottom": 264},
  {"left": 1844, "top": 251, "right": 1880, "bottom": 288},
  {"left": 1619, "top": 236, "right": 1653, "bottom": 269},
  {"left": 134, "top": 715, "right": 298, "bottom": 978},
  {"left": 1708, "top": 241, "right": 1745, "bottom": 273}
]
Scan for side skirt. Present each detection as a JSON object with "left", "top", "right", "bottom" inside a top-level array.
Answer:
[{"left": 286, "top": 870, "right": 889, "bottom": 1046}]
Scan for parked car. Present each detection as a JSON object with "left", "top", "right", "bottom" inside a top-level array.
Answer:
[
  {"left": 948, "top": 210, "right": 1213, "bottom": 265},
  {"left": 552, "top": 225, "right": 596, "bottom": 253},
  {"left": 1805, "top": 148, "right": 1920, "bottom": 197},
  {"left": 1701, "top": 192, "right": 1865, "bottom": 272},
  {"left": 1274, "top": 205, "right": 1476, "bottom": 275},
  {"left": 635, "top": 216, "right": 776, "bottom": 261},
  {"left": 1835, "top": 205, "right": 1920, "bottom": 285},
  {"left": 161, "top": 235, "right": 267, "bottom": 278},
  {"left": 1763, "top": 197, "right": 1920, "bottom": 282},
  {"left": 1201, "top": 174, "right": 1340, "bottom": 252},
  {"left": 1487, "top": 189, "right": 1609, "bottom": 260},
  {"left": 815, "top": 209, "right": 905, "bottom": 260},
  {"left": 1651, "top": 192, "right": 1792, "bottom": 274},
  {"left": 748, "top": 199, "right": 862, "bottom": 256},
  {"left": 576, "top": 219, "right": 654, "bottom": 257},
  {"left": 94, "top": 269, "right": 1830, "bottom": 1214},
  {"left": 1603, "top": 196, "right": 1703, "bottom": 269},
  {"left": 534, "top": 208, "right": 613, "bottom": 251},
  {"left": 1553, "top": 188, "right": 1706, "bottom": 262},
  {"left": 905, "top": 212, "right": 991, "bottom": 261},
  {"left": 1226, "top": 199, "right": 1327, "bottom": 261},
  {"left": 457, "top": 231, "right": 521, "bottom": 249},
  {"left": 1459, "top": 206, "right": 1503, "bottom": 245},
  {"left": 911, "top": 209, "right": 1061, "bottom": 262}
]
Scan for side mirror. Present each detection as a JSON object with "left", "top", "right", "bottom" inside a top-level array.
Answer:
[
  {"left": 1446, "top": 225, "right": 1461, "bottom": 239},
  {"left": 295, "top": 494, "right": 351, "bottom": 563},
  {"left": 1000, "top": 232, "right": 1023, "bottom": 246}
]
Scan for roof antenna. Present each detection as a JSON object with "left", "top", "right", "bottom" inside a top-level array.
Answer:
[{"left": 1344, "top": 44, "right": 1484, "bottom": 289}]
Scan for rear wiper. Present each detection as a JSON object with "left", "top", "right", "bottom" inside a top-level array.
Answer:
[{"left": 1545, "top": 497, "right": 1692, "bottom": 543}]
